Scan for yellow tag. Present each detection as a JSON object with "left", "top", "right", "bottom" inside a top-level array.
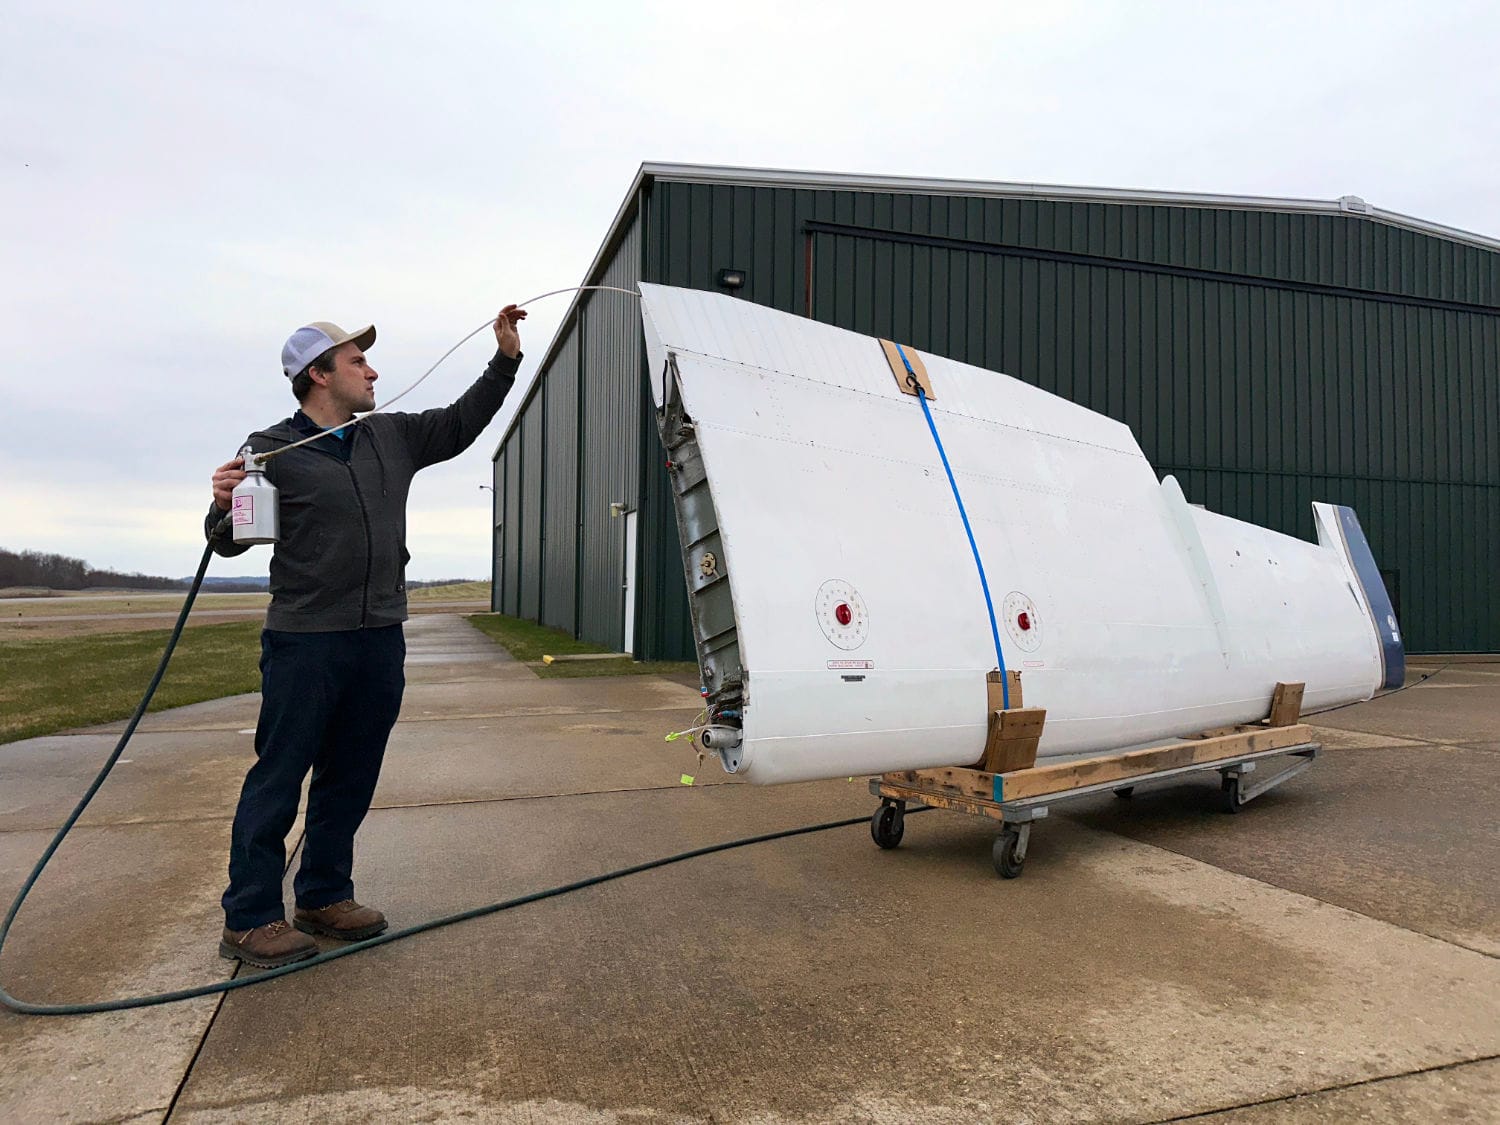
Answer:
[{"left": 680, "top": 774, "right": 695, "bottom": 786}]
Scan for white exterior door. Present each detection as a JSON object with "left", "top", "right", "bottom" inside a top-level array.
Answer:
[{"left": 622, "top": 510, "right": 637, "bottom": 655}]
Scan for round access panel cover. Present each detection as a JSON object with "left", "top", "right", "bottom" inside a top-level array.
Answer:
[
  {"left": 1003, "top": 590, "right": 1042, "bottom": 653},
  {"left": 815, "top": 579, "right": 869, "bottom": 650}
]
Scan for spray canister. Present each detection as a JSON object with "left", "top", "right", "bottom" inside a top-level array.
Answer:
[{"left": 230, "top": 445, "right": 279, "bottom": 544}]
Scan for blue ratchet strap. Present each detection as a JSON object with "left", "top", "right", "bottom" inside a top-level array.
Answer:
[{"left": 894, "top": 342, "right": 1010, "bottom": 710}]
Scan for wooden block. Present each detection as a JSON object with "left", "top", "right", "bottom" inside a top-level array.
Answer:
[
  {"left": 991, "top": 723, "right": 1315, "bottom": 802},
  {"left": 1268, "top": 682, "right": 1305, "bottom": 727},
  {"left": 966, "top": 670, "right": 1025, "bottom": 768},
  {"left": 981, "top": 707, "right": 1046, "bottom": 773},
  {"left": 878, "top": 338, "right": 935, "bottom": 400},
  {"left": 987, "top": 669, "right": 1022, "bottom": 712}
]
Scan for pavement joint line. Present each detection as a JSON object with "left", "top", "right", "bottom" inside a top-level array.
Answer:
[
  {"left": 159, "top": 942, "right": 233, "bottom": 1122},
  {"left": 369, "top": 781, "right": 738, "bottom": 813},
  {"left": 392, "top": 704, "right": 705, "bottom": 724},
  {"left": 1141, "top": 1051, "right": 1500, "bottom": 1123},
  {"left": 1407, "top": 665, "right": 1500, "bottom": 677},
  {"left": 1311, "top": 729, "right": 1500, "bottom": 753},
  {"left": 52, "top": 702, "right": 705, "bottom": 737},
  {"left": 162, "top": 827, "right": 307, "bottom": 1123},
  {"left": 0, "top": 781, "right": 735, "bottom": 836},
  {"left": 1085, "top": 827, "right": 1500, "bottom": 962},
  {"left": 0, "top": 815, "right": 238, "bottom": 836},
  {"left": 1305, "top": 723, "right": 1443, "bottom": 747}
]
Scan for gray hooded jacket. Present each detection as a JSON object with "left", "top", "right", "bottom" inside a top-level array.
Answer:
[{"left": 206, "top": 350, "right": 520, "bottom": 632}]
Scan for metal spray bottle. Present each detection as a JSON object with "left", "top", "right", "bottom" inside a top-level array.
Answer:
[{"left": 230, "top": 445, "right": 279, "bottom": 544}]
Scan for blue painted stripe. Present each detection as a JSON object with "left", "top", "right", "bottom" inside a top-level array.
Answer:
[
  {"left": 1334, "top": 505, "right": 1405, "bottom": 690},
  {"left": 893, "top": 342, "right": 1010, "bottom": 709},
  {"left": 992, "top": 775, "right": 1004, "bottom": 802}
]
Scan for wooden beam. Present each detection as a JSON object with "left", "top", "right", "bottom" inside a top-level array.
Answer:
[
  {"left": 874, "top": 782, "right": 1007, "bottom": 821},
  {"left": 887, "top": 722, "right": 1314, "bottom": 805},
  {"left": 991, "top": 723, "right": 1314, "bottom": 802}
]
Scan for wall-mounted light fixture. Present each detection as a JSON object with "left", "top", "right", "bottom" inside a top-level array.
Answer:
[
  {"left": 609, "top": 501, "right": 635, "bottom": 519},
  {"left": 716, "top": 268, "right": 746, "bottom": 290}
]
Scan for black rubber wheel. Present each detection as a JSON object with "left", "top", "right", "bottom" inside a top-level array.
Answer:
[
  {"left": 1113, "top": 786, "right": 1135, "bottom": 799},
  {"left": 870, "top": 803, "right": 905, "bottom": 849},
  {"left": 1222, "top": 776, "right": 1244, "bottom": 814},
  {"left": 992, "top": 829, "right": 1024, "bottom": 879}
]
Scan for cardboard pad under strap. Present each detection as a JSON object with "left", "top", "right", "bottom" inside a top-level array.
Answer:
[{"left": 879, "top": 339, "right": 935, "bottom": 400}]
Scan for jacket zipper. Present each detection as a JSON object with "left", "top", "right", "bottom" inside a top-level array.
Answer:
[
  {"left": 266, "top": 423, "right": 376, "bottom": 628},
  {"left": 344, "top": 440, "right": 375, "bottom": 627}
]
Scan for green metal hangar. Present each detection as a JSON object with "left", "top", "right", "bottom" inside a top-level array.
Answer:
[{"left": 490, "top": 163, "right": 1500, "bottom": 658}]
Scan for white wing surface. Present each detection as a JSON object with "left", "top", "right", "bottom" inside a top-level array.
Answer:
[{"left": 640, "top": 284, "right": 1397, "bottom": 784}]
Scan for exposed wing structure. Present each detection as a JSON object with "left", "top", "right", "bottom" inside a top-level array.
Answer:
[{"left": 641, "top": 284, "right": 1402, "bottom": 785}]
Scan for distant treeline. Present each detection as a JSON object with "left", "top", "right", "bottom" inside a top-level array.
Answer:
[
  {"left": 0, "top": 547, "right": 187, "bottom": 591},
  {"left": 2, "top": 547, "right": 474, "bottom": 593}
]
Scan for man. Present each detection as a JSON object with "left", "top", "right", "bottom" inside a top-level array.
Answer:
[{"left": 206, "top": 304, "right": 525, "bottom": 968}]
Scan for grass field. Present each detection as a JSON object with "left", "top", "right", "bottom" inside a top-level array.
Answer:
[
  {"left": 465, "top": 614, "right": 700, "bottom": 681},
  {"left": 0, "top": 582, "right": 491, "bottom": 640},
  {"left": 0, "top": 592, "right": 270, "bottom": 619},
  {"left": 0, "top": 590, "right": 688, "bottom": 746},
  {"left": 409, "top": 580, "right": 490, "bottom": 602},
  {"left": 0, "top": 621, "right": 264, "bottom": 745}
]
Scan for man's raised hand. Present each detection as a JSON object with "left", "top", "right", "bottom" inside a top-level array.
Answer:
[{"left": 494, "top": 304, "right": 527, "bottom": 358}]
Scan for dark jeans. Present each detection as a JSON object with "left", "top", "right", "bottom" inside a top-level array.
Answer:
[{"left": 222, "top": 625, "right": 405, "bottom": 931}]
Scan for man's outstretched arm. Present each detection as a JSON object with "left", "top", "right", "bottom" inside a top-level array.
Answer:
[{"left": 398, "top": 303, "right": 528, "bottom": 469}]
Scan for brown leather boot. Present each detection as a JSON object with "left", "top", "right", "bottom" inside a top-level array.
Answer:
[
  {"left": 293, "top": 899, "right": 388, "bottom": 941},
  {"left": 219, "top": 919, "right": 319, "bottom": 968}
]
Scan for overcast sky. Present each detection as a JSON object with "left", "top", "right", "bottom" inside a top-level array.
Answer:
[{"left": 2, "top": 0, "right": 1496, "bottom": 581}]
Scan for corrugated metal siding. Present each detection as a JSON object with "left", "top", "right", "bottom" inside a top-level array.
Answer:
[
  {"left": 575, "top": 219, "right": 644, "bottom": 650},
  {"left": 490, "top": 455, "right": 504, "bottom": 611},
  {"left": 491, "top": 212, "right": 644, "bottom": 648},
  {"left": 645, "top": 180, "right": 1500, "bottom": 652},
  {"left": 500, "top": 437, "right": 522, "bottom": 616},
  {"left": 634, "top": 185, "right": 693, "bottom": 661},
  {"left": 637, "top": 352, "right": 695, "bottom": 662},
  {"left": 542, "top": 335, "right": 579, "bottom": 636},
  {"left": 518, "top": 401, "right": 544, "bottom": 620}
]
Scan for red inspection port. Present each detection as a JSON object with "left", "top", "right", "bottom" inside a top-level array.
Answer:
[
  {"left": 835, "top": 603, "right": 853, "bottom": 626},
  {"left": 1017, "top": 612, "right": 1032, "bottom": 631}
]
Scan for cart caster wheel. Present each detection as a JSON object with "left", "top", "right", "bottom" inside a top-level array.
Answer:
[
  {"left": 1113, "top": 786, "right": 1134, "bottom": 799},
  {"left": 1222, "top": 776, "right": 1245, "bottom": 814},
  {"left": 993, "top": 829, "right": 1025, "bottom": 879},
  {"left": 871, "top": 802, "right": 905, "bottom": 849}
]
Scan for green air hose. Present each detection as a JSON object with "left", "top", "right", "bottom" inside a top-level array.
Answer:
[{"left": 0, "top": 537, "right": 904, "bottom": 1016}]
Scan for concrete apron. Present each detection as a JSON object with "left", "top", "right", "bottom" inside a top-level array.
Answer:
[{"left": 0, "top": 618, "right": 1495, "bottom": 1123}]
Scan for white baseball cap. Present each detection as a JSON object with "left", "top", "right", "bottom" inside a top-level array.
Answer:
[{"left": 281, "top": 321, "right": 376, "bottom": 379}]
